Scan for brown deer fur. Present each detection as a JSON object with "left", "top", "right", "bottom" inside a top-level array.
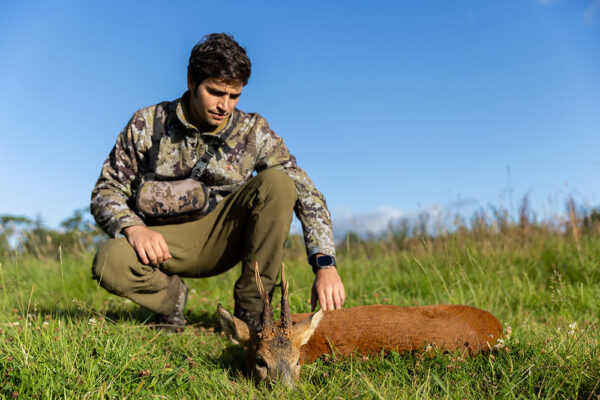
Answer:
[
  {"left": 291, "top": 304, "right": 503, "bottom": 364},
  {"left": 218, "top": 263, "right": 503, "bottom": 388}
]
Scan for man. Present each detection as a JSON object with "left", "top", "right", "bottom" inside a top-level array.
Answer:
[{"left": 91, "top": 33, "right": 344, "bottom": 332}]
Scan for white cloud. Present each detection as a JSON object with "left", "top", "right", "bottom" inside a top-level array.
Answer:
[
  {"left": 330, "top": 205, "right": 448, "bottom": 240},
  {"left": 291, "top": 201, "right": 479, "bottom": 242},
  {"left": 332, "top": 206, "right": 405, "bottom": 239}
]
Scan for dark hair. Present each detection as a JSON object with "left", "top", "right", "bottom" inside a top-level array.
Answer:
[{"left": 188, "top": 33, "right": 251, "bottom": 88}]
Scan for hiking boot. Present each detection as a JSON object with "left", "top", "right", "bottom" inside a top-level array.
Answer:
[
  {"left": 234, "top": 303, "right": 263, "bottom": 333},
  {"left": 153, "top": 277, "right": 188, "bottom": 333}
]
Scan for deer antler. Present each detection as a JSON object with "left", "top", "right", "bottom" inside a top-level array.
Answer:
[
  {"left": 280, "top": 263, "right": 292, "bottom": 336},
  {"left": 254, "top": 262, "right": 275, "bottom": 336}
]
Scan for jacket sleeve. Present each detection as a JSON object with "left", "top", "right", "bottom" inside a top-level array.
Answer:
[
  {"left": 90, "top": 111, "right": 151, "bottom": 237},
  {"left": 253, "top": 117, "right": 336, "bottom": 259}
]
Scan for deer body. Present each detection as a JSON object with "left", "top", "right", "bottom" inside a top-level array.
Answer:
[
  {"left": 218, "top": 264, "right": 503, "bottom": 388},
  {"left": 292, "top": 304, "right": 503, "bottom": 363}
]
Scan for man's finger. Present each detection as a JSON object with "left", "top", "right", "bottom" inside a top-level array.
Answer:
[
  {"left": 158, "top": 238, "right": 171, "bottom": 260},
  {"left": 145, "top": 246, "right": 158, "bottom": 265},
  {"left": 319, "top": 288, "right": 333, "bottom": 312},
  {"left": 325, "top": 287, "right": 334, "bottom": 311},
  {"left": 318, "top": 290, "right": 327, "bottom": 311},
  {"left": 136, "top": 245, "right": 149, "bottom": 265},
  {"left": 333, "top": 289, "right": 343, "bottom": 310},
  {"left": 151, "top": 242, "right": 165, "bottom": 264}
]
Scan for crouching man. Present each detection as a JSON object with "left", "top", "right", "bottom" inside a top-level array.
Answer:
[{"left": 90, "top": 33, "right": 344, "bottom": 331}]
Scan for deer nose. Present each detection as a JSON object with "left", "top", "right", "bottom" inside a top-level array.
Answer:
[{"left": 275, "top": 361, "right": 296, "bottom": 388}]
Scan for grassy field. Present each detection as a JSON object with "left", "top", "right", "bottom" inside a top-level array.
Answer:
[{"left": 1, "top": 223, "right": 599, "bottom": 399}]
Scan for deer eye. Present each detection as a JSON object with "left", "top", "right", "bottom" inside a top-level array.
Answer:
[{"left": 255, "top": 357, "right": 268, "bottom": 369}]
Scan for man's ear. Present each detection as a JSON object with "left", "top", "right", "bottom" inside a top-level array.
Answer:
[
  {"left": 217, "top": 304, "right": 251, "bottom": 345},
  {"left": 187, "top": 73, "right": 196, "bottom": 94},
  {"left": 293, "top": 309, "right": 324, "bottom": 347}
]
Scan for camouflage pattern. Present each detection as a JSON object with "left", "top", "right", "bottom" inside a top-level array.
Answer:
[
  {"left": 136, "top": 178, "right": 210, "bottom": 224},
  {"left": 91, "top": 92, "right": 335, "bottom": 258}
]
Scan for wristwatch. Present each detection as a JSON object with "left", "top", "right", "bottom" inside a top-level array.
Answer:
[{"left": 310, "top": 255, "right": 337, "bottom": 274}]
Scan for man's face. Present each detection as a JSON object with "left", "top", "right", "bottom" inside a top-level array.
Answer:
[{"left": 187, "top": 76, "right": 243, "bottom": 130}]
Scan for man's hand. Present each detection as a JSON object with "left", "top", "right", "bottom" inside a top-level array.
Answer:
[
  {"left": 123, "top": 225, "right": 171, "bottom": 266},
  {"left": 311, "top": 267, "right": 345, "bottom": 312}
]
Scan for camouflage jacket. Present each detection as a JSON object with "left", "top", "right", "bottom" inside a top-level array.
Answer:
[{"left": 90, "top": 92, "right": 335, "bottom": 258}]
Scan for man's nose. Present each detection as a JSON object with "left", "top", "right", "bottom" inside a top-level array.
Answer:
[{"left": 218, "top": 97, "right": 231, "bottom": 112}]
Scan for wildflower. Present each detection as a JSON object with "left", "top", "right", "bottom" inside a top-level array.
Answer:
[
  {"left": 42, "top": 321, "right": 49, "bottom": 327},
  {"left": 88, "top": 318, "right": 97, "bottom": 326},
  {"left": 568, "top": 322, "right": 577, "bottom": 337},
  {"left": 495, "top": 338, "right": 505, "bottom": 349},
  {"left": 504, "top": 323, "right": 512, "bottom": 338}
]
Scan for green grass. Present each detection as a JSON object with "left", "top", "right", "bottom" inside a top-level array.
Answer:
[{"left": 1, "top": 227, "right": 599, "bottom": 399}]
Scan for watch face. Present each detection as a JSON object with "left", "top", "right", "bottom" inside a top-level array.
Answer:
[{"left": 316, "top": 255, "right": 334, "bottom": 267}]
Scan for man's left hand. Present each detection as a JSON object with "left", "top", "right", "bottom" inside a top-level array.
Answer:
[{"left": 311, "top": 267, "right": 345, "bottom": 312}]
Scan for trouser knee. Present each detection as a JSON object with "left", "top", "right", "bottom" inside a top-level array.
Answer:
[
  {"left": 251, "top": 168, "right": 297, "bottom": 208},
  {"left": 92, "top": 238, "right": 150, "bottom": 296}
]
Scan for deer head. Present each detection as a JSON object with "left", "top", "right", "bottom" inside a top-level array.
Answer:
[{"left": 217, "top": 263, "right": 323, "bottom": 388}]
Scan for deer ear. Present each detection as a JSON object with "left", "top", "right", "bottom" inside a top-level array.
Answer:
[
  {"left": 217, "top": 304, "right": 251, "bottom": 345},
  {"left": 293, "top": 309, "right": 324, "bottom": 347}
]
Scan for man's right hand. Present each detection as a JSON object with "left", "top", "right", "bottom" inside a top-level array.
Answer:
[{"left": 123, "top": 225, "right": 171, "bottom": 266}]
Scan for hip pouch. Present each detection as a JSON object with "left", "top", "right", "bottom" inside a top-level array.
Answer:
[{"left": 135, "top": 178, "right": 211, "bottom": 225}]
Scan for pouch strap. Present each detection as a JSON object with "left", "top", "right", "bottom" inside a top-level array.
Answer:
[
  {"left": 145, "top": 102, "right": 169, "bottom": 181},
  {"left": 189, "top": 112, "right": 238, "bottom": 181}
]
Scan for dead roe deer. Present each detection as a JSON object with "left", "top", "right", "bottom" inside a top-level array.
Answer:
[{"left": 217, "top": 263, "right": 503, "bottom": 388}]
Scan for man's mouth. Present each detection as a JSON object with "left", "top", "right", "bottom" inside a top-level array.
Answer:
[{"left": 210, "top": 111, "right": 227, "bottom": 120}]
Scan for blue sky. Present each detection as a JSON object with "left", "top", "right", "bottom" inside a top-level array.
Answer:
[{"left": 1, "top": 1, "right": 599, "bottom": 237}]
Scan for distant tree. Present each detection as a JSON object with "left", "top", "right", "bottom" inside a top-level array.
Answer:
[{"left": 0, "top": 208, "right": 106, "bottom": 261}]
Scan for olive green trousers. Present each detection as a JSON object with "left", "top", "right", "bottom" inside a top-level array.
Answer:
[{"left": 91, "top": 169, "right": 297, "bottom": 316}]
